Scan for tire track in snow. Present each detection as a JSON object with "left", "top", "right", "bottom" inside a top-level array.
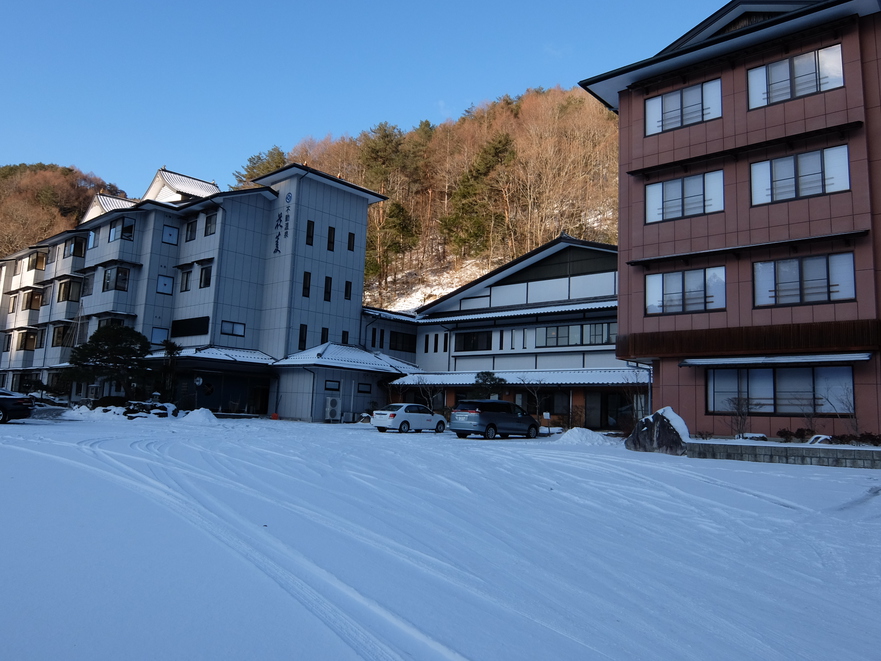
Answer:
[
  {"left": 7, "top": 431, "right": 620, "bottom": 658},
  {"left": 2, "top": 436, "right": 439, "bottom": 660}
]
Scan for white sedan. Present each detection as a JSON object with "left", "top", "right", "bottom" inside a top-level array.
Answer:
[{"left": 370, "top": 403, "right": 447, "bottom": 433}]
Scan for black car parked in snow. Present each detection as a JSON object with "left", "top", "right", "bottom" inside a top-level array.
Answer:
[{"left": 0, "top": 389, "right": 34, "bottom": 423}]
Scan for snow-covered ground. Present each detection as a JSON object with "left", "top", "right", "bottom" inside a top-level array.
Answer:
[{"left": 2, "top": 412, "right": 879, "bottom": 660}]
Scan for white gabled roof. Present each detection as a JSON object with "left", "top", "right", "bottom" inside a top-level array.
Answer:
[
  {"left": 275, "top": 342, "right": 421, "bottom": 374},
  {"left": 417, "top": 234, "right": 616, "bottom": 317},
  {"left": 391, "top": 368, "right": 650, "bottom": 387},
  {"left": 81, "top": 193, "right": 137, "bottom": 223},
  {"left": 143, "top": 168, "right": 221, "bottom": 203}
]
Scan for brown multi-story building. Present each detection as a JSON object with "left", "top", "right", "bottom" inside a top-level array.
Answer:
[{"left": 581, "top": 0, "right": 881, "bottom": 437}]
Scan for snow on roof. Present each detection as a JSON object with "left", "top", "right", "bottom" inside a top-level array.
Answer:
[
  {"left": 148, "top": 346, "right": 276, "bottom": 365},
  {"left": 81, "top": 193, "right": 137, "bottom": 222},
  {"left": 142, "top": 168, "right": 221, "bottom": 203},
  {"left": 159, "top": 169, "right": 221, "bottom": 198},
  {"left": 391, "top": 368, "right": 650, "bottom": 387},
  {"left": 275, "top": 342, "right": 421, "bottom": 374}
]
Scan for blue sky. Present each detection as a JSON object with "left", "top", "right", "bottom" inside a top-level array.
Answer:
[{"left": 1, "top": 0, "right": 718, "bottom": 196}]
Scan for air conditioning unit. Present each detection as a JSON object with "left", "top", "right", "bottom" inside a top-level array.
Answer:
[{"left": 325, "top": 396, "right": 341, "bottom": 421}]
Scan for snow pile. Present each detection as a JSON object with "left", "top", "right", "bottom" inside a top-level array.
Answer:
[
  {"left": 60, "top": 405, "right": 127, "bottom": 420},
  {"left": 556, "top": 427, "right": 622, "bottom": 446},
  {"left": 178, "top": 408, "right": 219, "bottom": 425},
  {"left": 653, "top": 406, "right": 692, "bottom": 440}
]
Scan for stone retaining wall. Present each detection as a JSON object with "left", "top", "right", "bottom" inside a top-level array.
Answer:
[{"left": 686, "top": 442, "right": 881, "bottom": 469}]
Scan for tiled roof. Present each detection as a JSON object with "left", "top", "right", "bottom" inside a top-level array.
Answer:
[
  {"left": 148, "top": 346, "right": 276, "bottom": 364},
  {"left": 94, "top": 194, "right": 136, "bottom": 212},
  {"left": 275, "top": 342, "right": 421, "bottom": 374},
  {"left": 159, "top": 170, "right": 221, "bottom": 198},
  {"left": 391, "top": 368, "right": 650, "bottom": 387}
]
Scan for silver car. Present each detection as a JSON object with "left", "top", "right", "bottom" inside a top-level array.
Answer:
[
  {"left": 371, "top": 403, "right": 447, "bottom": 433},
  {"left": 450, "top": 399, "right": 539, "bottom": 439}
]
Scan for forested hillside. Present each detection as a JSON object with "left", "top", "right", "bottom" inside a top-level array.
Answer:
[
  {"left": 0, "top": 164, "right": 122, "bottom": 256},
  {"left": 235, "top": 86, "right": 619, "bottom": 307},
  {"left": 2, "top": 87, "right": 617, "bottom": 309}
]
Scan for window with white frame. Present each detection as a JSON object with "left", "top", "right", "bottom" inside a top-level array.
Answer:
[
  {"left": 151, "top": 327, "right": 169, "bottom": 344},
  {"left": 204, "top": 213, "right": 216, "bottom": 236},
  {"left": 754, "top": 253, "right": 854, "bottom": 307},
  {"left": 180, "top": 270, "right": 191, "bottom": 292},
  {"left": 157, "top": 275, "right": 174, "bottom": 295},
  {"left": 162, "top": 225, "right": 179, "bottom": 245},
  {"left": 220, "top": 320, "right": 245, "bottom": 337},
  {"left": 646, "top": 267, "right": 726, "bottom": 315},
  {"left": 645, "top": 79, "right": 722, "bottom": 135},
  {"left": 707, "top": 365, "right": 852, "bottom": 415},
  {"left": 751, "top": 145, "right": 849, "bottom": 204},
  {"left": 748, "top": 45, "right": 843, "bottom": 109},
  {"left": 185, "top": 220, "right": 197, "bottom": 242},
  {"left": 646, "top": 171, "right": 724, "bottom": 223}
]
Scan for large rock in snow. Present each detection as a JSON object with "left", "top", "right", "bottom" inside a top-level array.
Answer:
[{"left": 625, "top": 407, "right": 689, "bottom": 456}]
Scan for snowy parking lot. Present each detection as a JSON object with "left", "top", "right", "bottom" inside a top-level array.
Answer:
[{"left": 1, "top": 410, "right": 879, "bottom": 660}]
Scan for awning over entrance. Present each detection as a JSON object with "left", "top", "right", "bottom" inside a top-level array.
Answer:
[{"left": 679, "top": 353, "right": 872, "bottom": 367}]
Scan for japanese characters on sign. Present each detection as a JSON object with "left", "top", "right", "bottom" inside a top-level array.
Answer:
[{"left": 273, "top": 192, "right": 294, "bottom": 254}]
